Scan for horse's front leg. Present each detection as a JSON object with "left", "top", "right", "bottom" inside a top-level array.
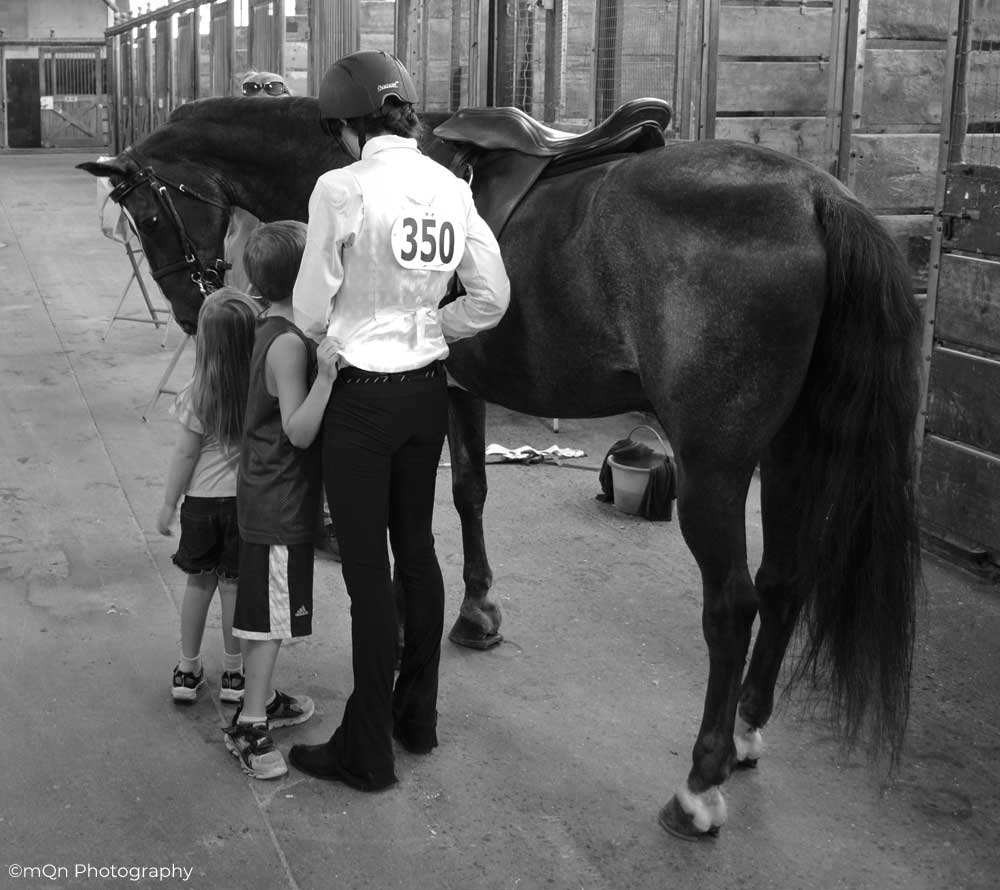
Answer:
[
  {"left": 659, "top": 459, "right": 759, "bottom": 841},
  {"left": 446, "top": 386, "right": 502, "bottom": 649}
]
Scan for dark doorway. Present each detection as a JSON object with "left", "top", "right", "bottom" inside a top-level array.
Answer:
[{"left": 6, "top": 59, "right": 42, "bottom": 148}]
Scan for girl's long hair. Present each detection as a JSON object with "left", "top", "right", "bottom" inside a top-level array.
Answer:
[{"left": 191, "top": 287, "right": 258, "bottom": 453}]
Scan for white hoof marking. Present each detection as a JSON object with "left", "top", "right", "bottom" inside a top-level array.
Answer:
[
  {"left": 676, "top": 785, "right": 728, "bottom": 832},
  {"left": 734, "top": 715, "right": 764, "bottom": 762}
]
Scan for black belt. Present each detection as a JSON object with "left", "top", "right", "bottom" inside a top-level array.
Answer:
[{"left": 337, "top": 361, "right": 443, "bottom": 384}]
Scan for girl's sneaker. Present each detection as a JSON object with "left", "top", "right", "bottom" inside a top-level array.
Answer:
[
  {"left": 223, "top": 717, "right": 287, "bottom": 780},
  {"left": 220, "top": 670, "right": 245, "bottom": 704},
  {"left": 171, "top": 665, "right": 205, "bottom": 702}
]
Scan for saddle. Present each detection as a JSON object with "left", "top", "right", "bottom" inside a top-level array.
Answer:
[{"left": 432, "top": 98, "right": 672, "bottom": 238}]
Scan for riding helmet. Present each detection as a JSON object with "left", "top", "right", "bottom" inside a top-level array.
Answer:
[{"left": 318, "top": 51, "right": 419, "bottom": 120}]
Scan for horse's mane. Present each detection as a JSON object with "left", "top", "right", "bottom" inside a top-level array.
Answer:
[
  {"left": 130, "top": 96, "right": 346, "bottom": 220},
  {"left": 141, "top": 96, "right": 327, "bottom": 167},
  {"left": 167, "top": 95, "right": 320, "bottom": 128}
]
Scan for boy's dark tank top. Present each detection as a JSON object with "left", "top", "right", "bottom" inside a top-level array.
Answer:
[{"left": 237, "top": 316, "right": 321, "bottom": 545}]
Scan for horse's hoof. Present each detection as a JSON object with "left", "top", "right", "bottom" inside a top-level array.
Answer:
[
  {"left": 448, "top": 617, "right": 503, "bottom": 650},
  {"left": 657, "top": 797, "right": 720, "bottom": 842},
  {"left": 734, "top": 757, "right": 758, "bottom": 770}
]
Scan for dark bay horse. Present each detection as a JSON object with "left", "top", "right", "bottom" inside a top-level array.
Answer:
[{"left": 79, "top": 96, "right": 922, "bottom": 840}]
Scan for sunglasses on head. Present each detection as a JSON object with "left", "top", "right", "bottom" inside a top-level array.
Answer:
[{"left": 242, "top": 80, "right": 288, "bottom": 96}]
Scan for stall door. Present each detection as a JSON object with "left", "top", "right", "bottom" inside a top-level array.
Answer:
[{"left": 5, "top": 59, "right": 41, "bottom": 148}]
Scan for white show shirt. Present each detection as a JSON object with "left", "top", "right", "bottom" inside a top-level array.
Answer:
[{"left": 292, "top": 134, "right": 510, "bottom": 372}]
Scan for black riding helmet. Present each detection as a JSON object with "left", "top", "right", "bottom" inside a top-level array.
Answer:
[{"left": 318, "top": 51, "right": 419, "bottom": 123}]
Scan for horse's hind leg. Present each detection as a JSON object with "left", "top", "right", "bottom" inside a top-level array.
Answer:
[
  {"left": 734, "top": 446, "right": 806, "bottom": 768},
  {"left": 659, "top": 455, "right": 759, "bottom": 840},
  {"left": 445, "top": 387, "right": 502, "bottom": 649}
]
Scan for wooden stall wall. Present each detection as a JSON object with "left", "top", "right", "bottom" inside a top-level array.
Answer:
[
  {"left": 918, "top": 0, "right": 1000, "bottom": 564},
  {"left": 846, "top": 0, "right": 951, "bottom": 294},
  {"left": 712, "top": 0, "right": 838, "bottom": 170}
]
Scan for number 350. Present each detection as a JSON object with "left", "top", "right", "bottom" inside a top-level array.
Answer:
[{"left": 398, "top": 217, "right": 456, "bottom": 265}]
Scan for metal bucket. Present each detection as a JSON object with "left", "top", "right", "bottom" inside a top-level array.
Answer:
[{"left": 607, "top": 425, "right": 669, "bottom": 515}]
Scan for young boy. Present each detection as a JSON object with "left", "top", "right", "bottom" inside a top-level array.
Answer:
[{"left": 224, "top": 220, "right": 340, "bottom": 779}]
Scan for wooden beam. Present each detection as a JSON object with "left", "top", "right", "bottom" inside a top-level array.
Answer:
[
  {"left": 700, "top": 0, "right": 720, "bottom": 139},
  {"left": 275, "top": 0, "right": 286, "bottom": 80},
  {"left": 225, "top": 0, "right": 236, "bottom": 93},
  {"left": 838, "top": 0, "right": 868, "bottom": 186},
  {"left": 915, "top": 0, "right": 966, "bottom": 463},
  {"left": 674, "top": 0, "right": 703, "bottom": 140}
]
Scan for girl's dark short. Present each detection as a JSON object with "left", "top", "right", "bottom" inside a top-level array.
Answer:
[{"left": 172, "top": 496, "right": 240, "bottom": 580}]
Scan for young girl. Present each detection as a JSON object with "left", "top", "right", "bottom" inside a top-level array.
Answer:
[{"left": 157, "top": 288, "right": 259, "bottom": 704}]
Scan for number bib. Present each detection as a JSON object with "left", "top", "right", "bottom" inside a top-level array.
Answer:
[{"left": 390, "top": 211, "right": 465, "bottom": 271}]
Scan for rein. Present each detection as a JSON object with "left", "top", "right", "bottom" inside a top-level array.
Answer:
[{"left": 109, "top": 148, "right": 231, "bottom": 296}]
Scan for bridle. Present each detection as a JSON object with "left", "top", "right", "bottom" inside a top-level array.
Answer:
[{"left": 109, "top": 148, "right": 232, "bottom": 297}]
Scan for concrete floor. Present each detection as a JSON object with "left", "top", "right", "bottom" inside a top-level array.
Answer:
[{"left": 1, "top": 152, "right": 998, "bottom": 890}]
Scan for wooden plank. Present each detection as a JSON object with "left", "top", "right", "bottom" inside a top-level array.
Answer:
[
  {"left": 866, "top": 0, "right": 950, "bottom": 41},
  {"left": 719, "top": 6, "right": 832, "bottom": 58},
  {"left": 926, "top": 347, "right": 1000, "bottom": 453},
  {"left": 968, "top": 48, "right": 1000, "bottom": 125},
  {"left": 935, "top": 253, "right": 1000, "bottom": 353},
  {"left": 860, "top": 47, "right": 1000, "bottom": 129},
  {"left": 879, "top": 212, "right": 932, "bottom": 292},
  {"left": 919, "top": 435, "right": 1000, "bottom": 553},
  {"left": 360, "top": 3, "right": 394, "bottom": 39},
  {"left": 716, "top": 60, "right": 827, "bottom": 114},
  {"left": 676, "top": 0, "right": 704, "bottom": 140},
  {"left": 714, "top": 116, "right": 830, "bottom": 168},
  {"left": 860, "top": 48, "right": 945, "bottom": 128},
  {"left": 850, "top": 133, "right": 938, "bottom": 211},
  {"left": 852, "top": 135, "right": 997, "bottom": 212}
]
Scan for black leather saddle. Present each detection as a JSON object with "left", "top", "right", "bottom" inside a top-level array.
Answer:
[
  {"left": 432, "top": 98, "right": 672, "bottom": 238},
  {"left": 434, "top": 97, "right": 671, "bottom": 163}
]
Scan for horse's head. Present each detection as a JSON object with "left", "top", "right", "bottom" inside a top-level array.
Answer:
[{"left": 77, "top": 149, "right": 231, "bottom": 334}]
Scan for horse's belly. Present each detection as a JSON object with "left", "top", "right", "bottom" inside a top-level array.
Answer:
[{"left": 446, "top": 329, "right": 651, "bottom": 419}]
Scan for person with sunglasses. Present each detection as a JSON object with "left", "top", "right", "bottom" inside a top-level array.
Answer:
[
  {"left": 226, "top": 71, "right": 292, "bottom": 293},
  {"left": 240, "top": 71, "right": 290, "bottom": 98}
]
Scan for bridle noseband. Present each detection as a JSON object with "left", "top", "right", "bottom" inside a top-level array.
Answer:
[{"left": 109, "top": 148, "right": 232, "bottom": 297}]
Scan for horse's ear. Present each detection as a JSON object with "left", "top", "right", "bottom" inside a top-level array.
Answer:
[{"left": 77, "top": 160, "right": 126, "bottom": 178}]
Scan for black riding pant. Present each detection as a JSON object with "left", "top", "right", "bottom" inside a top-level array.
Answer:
[{"left": 321, "top": 365, "right": 448, "bottom": 789}]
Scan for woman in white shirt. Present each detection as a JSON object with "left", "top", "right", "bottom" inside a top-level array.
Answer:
[{"left": 289, "top": 51, "right": 510, "bottom": 791}]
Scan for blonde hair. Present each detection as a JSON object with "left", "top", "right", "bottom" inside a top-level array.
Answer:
[{"left": 191, "top": 288, "right": 258, "bottom": 452}]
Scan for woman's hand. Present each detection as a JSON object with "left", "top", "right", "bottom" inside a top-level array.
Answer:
[{"left": 317, "top": 336, "right": 342, "bottom": 383}]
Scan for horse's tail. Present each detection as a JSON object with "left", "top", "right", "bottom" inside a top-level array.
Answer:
[{"left": 786, "top": 185, "right": 922, "bottom": 764}]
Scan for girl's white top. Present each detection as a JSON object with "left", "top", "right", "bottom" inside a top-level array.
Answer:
[
  {"left": 292, "top": 134, "right": 510, "bottom": 372},
  {"left": 171, "top": 384, "right": 240, "bottom": 498}
]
